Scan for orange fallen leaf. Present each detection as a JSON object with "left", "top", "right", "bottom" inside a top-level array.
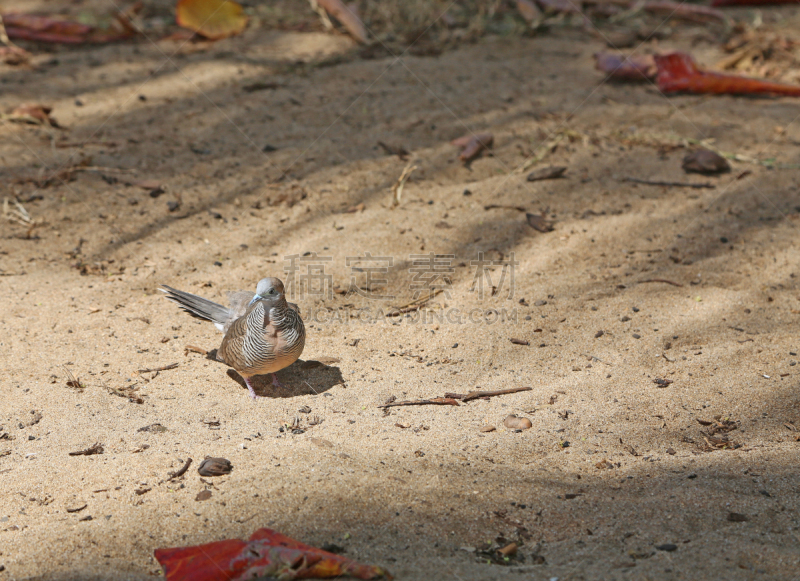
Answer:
[
  {"left": 175, "top": 0, "right": 248, "bottom": 40},
  {"left": 155, "top": 527, "right": 391, "bottom": 580}
]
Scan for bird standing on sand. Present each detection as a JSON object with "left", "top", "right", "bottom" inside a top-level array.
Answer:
[{"left": 160, "top": 278, "right": 305, "bottom": 399}]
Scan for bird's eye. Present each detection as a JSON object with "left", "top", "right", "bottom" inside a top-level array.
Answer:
[{"left": 268, "top": 288, "right": 277, "bottom": 295}]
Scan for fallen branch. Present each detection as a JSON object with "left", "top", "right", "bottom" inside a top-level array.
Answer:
[
  {"left": 378, "top": 397, "right": 459, "bottom": 409},
  {"left": 622, "top": 177, "right": 715, "bottom": 189},
  {"left": 444, "top": 386, "right": 532, "bottom": 402}
]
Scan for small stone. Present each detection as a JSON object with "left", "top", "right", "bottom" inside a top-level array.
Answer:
[
  {"left": 503, "top": 415, "right": 532, "bottom": 430},
  {"left": 595, "top": 330, "right": 604, "bottom": 338},
  {"left": 666, "top": 447, "right": 676, "bottom": 455},
  {"left": 727, "top": 512, "right": 748, "bottom": 522},
  {"left": 480, "top": 425, "right": 496, "bottom": 433},
  {"left": 195, "top": 489, "right": 212, "bottom": 501},
  {"left": 655, "top": 543, "right": 677, "bottom": 552},
  {"left": 534, "top": 300, "right": 547, "bottom": 306},
  {"left": 632, "top": 333, "right": 641, "bottom": 339}
]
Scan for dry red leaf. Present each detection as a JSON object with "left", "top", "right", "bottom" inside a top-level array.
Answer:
[
  {"left": 315, "top": 0, "right": 368, "bottom": 44},
  {"left": 594, "top": 52, "right": 656, "bottom": 81},
  {"left": 175, "top": 0, "right": 248, "bottom": 40},
  {"left": 2, "top": 12, "right": 135, "bottom": 44},
  {"left": 655, "top": 52, "right": 800, "bottom": 97},
  {"left": 451, "top": 132, "right": 493, "bottom": 162},
  {"left": 155, "top": 527, "right": 391, "bottom": 581}
]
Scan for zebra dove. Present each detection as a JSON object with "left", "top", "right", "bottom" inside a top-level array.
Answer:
[{"left": 160, "top": 278, "right": 305, "bottom": 399}]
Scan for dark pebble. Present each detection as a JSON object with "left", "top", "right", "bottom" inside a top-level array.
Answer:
[
  {"left": 595, "top": 330, "right": 604, "bottom": 338},
  {"left": 214, "top": 261, "right": 222, "bottom": 267},
  {"left": 632, "top": 333, "right": 641, "bottom": 339},
  {"left": 632, "top": 307, "right": 640, "bottom": 312},
  {"left": 720, "top": 237, "right": 728, "bottom": 243},
  {"left": 463, "top": 189, "right": 472, "bottom": 196},
  {"left": 452, "top": 343, "right": 458, "bottom": 348},
  {"left": 320, "top": 543, "right": 345, "bottom": 554},
  {"left": 655, "top": 543, "right": 677, "bottom": 552},
  {"left": 687, "top": 473, "right": 697, "bottom": 479},
  {"left": 727, "top": 512, "right": 749, "bottom": 522},
  {"left": 621, "top": 316, "right": 631, "bottom": 322},
  {"left": 263, "top": 144, "right": 278, "bottom": 152}
]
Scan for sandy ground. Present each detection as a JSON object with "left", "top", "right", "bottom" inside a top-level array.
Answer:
[{"left": 2, "top": 3, "right": 800, "bottom": 580}]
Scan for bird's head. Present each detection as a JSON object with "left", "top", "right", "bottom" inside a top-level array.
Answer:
[{"left": 250, "top": 277, "right": 286, "bottom": 306}]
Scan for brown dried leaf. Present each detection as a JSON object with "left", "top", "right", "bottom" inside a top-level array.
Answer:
[
  {"left": 197, "top": 456, "right": 233, "bottom": 476},
  {"left": 526, "top": 212, "right": 554, "bottom": 233},
  {"left": 682, "top": 148, "right": 730, "bottom": 175},
  {"left": 451, "top": 132, "right": 493, "bottom": 163}
]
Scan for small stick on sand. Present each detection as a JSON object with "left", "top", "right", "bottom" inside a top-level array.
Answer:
[
  {"left": 444, "top": 386, "right": 532, "bottom": 402},
  {"left": 638, "top": 278, "right": 684, "bottom": 287},
  {"left": 378, "top": 397, "right": 460, "bottom": 409},
  {"left": 387, "top": 289, "right": 443, "bottom": 317},
  {"left": 168, "top": 457, "right": 192, "bottom": 481},
  {"left": 622, "top": 177, "right": 715, "bottom": 189},
  {"left": 184, "top": 345, "right": 208, "bottom": 356},
  {"left": 137, "top": 363, "right": 179, "bottom": 374}
]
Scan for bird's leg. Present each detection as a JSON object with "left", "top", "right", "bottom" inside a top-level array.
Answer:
[
  {"left": 271, "top": 373, "right": 287, "bottom": 389},
  {"left": 243, "top": 376, "right": 260, "bottom": 400}
]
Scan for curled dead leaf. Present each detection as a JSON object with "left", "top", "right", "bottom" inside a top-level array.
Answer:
[
  {"left": 314, "top": 0, "right": 368, "bottom": 44},
  {"left": 451, "top": 132, "right": 493, "bottom": 163}
]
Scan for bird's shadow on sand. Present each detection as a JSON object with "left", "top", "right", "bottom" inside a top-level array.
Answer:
[{"left": 204, "top": 350, "right": 344, "bottom": 398}]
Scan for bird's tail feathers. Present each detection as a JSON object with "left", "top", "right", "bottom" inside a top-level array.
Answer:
[{"left": 159, "top": 285, "right": 230, "bottom": 328}]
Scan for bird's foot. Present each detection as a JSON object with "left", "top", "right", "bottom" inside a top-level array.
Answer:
[
  {"left": 271, "top": 373, "right": 287, "bottom": 389},
  {"left": 243, "top": 376, "right": 264, "bottom": 400}
]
